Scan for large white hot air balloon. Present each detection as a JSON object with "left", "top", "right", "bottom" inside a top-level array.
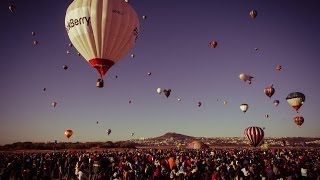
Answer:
[{"left": 65, "top": 0, "right": 140, "bottom": 88}]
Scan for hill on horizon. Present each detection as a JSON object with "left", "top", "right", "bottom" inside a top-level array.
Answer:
[{"left": 150, "top": 132, "right": 196, "bottom": 141}]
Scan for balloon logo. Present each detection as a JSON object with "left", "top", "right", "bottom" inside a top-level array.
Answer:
[{"left": 65, "top": 0, "right": 140, "bottom": 88}]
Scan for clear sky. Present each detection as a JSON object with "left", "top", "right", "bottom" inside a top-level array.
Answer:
[{"left": 1, "top": 0, "right": 320, "bottom": 145}]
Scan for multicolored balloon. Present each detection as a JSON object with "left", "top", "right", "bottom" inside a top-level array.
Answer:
[
  {"left": 273, "top": 100, "right": 280, "bottom": 107},
  {"left": 293, "top": 116, "right": 304, "bottom": 126},
  {"left": 244, "top": 126, "right": 264, "bottom": 147},
  {"left": 65, "top": 129, "right": 73, "bottom": 139},
  {"left": 186, "top": 140, "right": 209, "bottom": 150},
  {"left": 286, "top": 92, "right": 305, "bottom": 112},
  {"left": 264, "top": 84, "right": 275, "bottom": 98},
  {"left": 208, "top": 41, "right": 218, "bottom": 48}
]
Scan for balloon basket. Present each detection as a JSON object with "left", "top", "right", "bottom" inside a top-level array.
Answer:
[{"left": 96, "top": 79, "right": 104, "bottom": 88}]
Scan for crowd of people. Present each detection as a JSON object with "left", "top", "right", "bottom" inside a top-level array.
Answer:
[{"left": 0, "top": 147, "right": 320, "bottom": 179}]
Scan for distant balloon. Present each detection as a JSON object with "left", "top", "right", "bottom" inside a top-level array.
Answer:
[
  {"left": 52, "top": 102, "right": 57, "bottom": 108},
  {"left": 131, "top": 54, "right": 135, "bottom": 58},
  {"left": 142, "top": 15, "right": 147, "bottom": 20},
  {"left": 249, "top": 10, "right": 258, "bottom": 19},
  {"left": 65, "top": 129, "right": 73, "bottom": 139},
  {"left": 177, "top": 98, "right": 181, "bottom": 102},
  {"left": 208, "top": 41, "right": 218, "bottom": 48},
  {"left": 244, "top": 126, "right": 264, "bottom": 147},
  {"left": 156, "top": 88, "right": 162, "bottom": 94},
  {"left": 63, "top": 65, "right": 68, "bottom": 70},
  {"left": 77, "top": 52, "right": 81, "bottom": 56},
  {"left": 264, "top": 84, "right": 275, "bottom": 98},
  {"left": 276, "top": 65, "right": 282, "bottom": 71},
  {"left": 124, "top": 0, "right": 129, "bottom": 3},
  {"left": 107, "top": 129, "right": 111, "bottom": 135},
  {"left": 33, "top": 40, "right": 38, "bottom": 46},
  {"left": 163, "top": 89, "right": 171, "bottom": 98},
  {"left": 293, "top": 116, "right": 304, "bottom": 126},
  {"left": 223, "top": 101, "right": 227, "bottom": 105},
  {"left": 286, "top": 92, "right": 305, "bottom": 112},
  {"left": 240, "top": 103, "right": 249, "bottom": 113},
  {"left": 131, "top": 132, "right": 134, "bottom": 136},
  {"left": 43, "top": 88, "right": 46, "bottom": 92},
  {"left": 96, "top": 121, "right": 99, "bottom": 124},
  {"left": 265, "top": 114, "right": 269, "bottom": 119},
  {"left": 239, "top": 73, "right": 253, "bottom": 84},
  {"left": 31, "top": 32, "right": 36, "bottom": 36},
  {"left": 147, "top": 72, "right": 151, "bottom": 76},
  {"left": 273, "top": 100, "right": 280, "bottom": 107},
  {"left": 115, "top": 75, "right": 118, "bottom": 79},
  {"left": 68, "top": 43, "right": 73, "bottom": 47},
  {"left": 66, "top": 50, "right": 70, "bottom": 54},
  {"left": 9, "top": 4, "right": 16, "bottom": 13},
  {"left": 129, "top": 100, "right": 132, "bottom": 104},
  {"left": 254, "top": 48, "right": 258, "bottom": 51},
  {"left": 198, "top": 102, "right": 202, "bottom": 107}
]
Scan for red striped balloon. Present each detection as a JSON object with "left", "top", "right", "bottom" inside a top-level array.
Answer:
[
  {"left": 293, "top": 116, "right": 304, "bottom": 126},
  {"left": 244, "top": 126, "right": 264, "bottom": 147}
]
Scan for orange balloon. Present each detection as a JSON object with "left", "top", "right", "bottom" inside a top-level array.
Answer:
[{"left": 65, "top": 129, "right": 73, "bottom": 139}]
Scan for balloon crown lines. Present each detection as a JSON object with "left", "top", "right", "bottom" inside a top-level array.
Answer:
[{"left": 66, "top": 17, "right": 91, "bottom": 33}]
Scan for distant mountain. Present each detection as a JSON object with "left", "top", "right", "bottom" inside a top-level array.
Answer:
[{"left": 150, "top": 132, "right": 196, "bottom": 141}]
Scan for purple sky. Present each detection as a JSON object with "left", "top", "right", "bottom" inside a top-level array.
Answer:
[{"left": 1, "top": 0, "right": 320, "bottom": 145}]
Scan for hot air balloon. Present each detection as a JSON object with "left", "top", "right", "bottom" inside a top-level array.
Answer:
[
  {"left": 107, "top": 129, "right": 111, "bottom": 135},
  {"left": 142, "top": 15, "right": 147, "bottom": 20},
  {"left": 293, "top": 116, "right": 304, "bottom": 126},
  {"left": 65, "top": 129, "right": 73, "bottom": 139},
  {"left": 239, "top": 73, "right": 253, "bottom": 84},
  {"left": 223, "top": 101, "right": 227, "bottom": 105},
  {"left": 260, "top": 142, "right": 269, "bottom": 150},
  {"left": 129, "top": 100, "right": 132, "bottom": 104},
  {"left": 186, "top": 140, "right": 209, "bottom": 150},
  {"left": 43, "top": 88, "right": 46, "bottom": 92},
  {"left": 9, "top": 4, "right": 16, "bottom": 13},
  {"left": 265, "top": 114, "right": 269, "bottom": 119},
  {"left": 63, "top": 65, "right": 68, "bottom": 70},
  {"left": 264, "top": 84, "right": 275, "bottom": 98},
  {"left": 249, "top": 10, "right": 258, "bottom": 19},
  {"left": 254, "top": 48, "right": 258, "bottom": 51},
  {"left": 96, "top": 121, "right": 99, "bottom": 124},
  {"left": 156, "top": 88, "right": 162, "bottom": 94},
  {"left": 68, "top": 43, "right": 73, "bottom": 47},
  {"left": 163, "top": 89, "right": 171, "bottom": 98},
  {"left": 286, "top": 92, "right": 305, "bottom": 112},
  {"left": 32, "top": 32, "right": 36, "bottom": 36},
  {"left": 276, "top": 65, "right": 282, "bottom": 71},
  {"left": 208, "top": 41, "right": 218, "bottom": 48},
  {"left": 131, "top": 132, "right": 134, "bottom": 136},
  {"left": 177, "top": 98, "right": 181, "bottom": 102},
  {"left": 273, "top": 100, "right": 280, "bottom": 107},
  {"left": 66, "top": 50, "right": 70, "bottom": 55},
  {"left": 33, "top": 40, "right": 38, "bottom": 46},
  {"left": 240, "top": 103, "right": 249, "bottom": 113},
  {"left": 77, "top": 52, "right": 81, "bottom": 56},
  {"left": 124, "top": 0, "right": 130, "bottom": 3},
  {"left": 198, "top": 102, "right": 202, "bottom": 107},
  {"left": 52, "top": 102, "right": 57, "bottom": 108},
  {"left": 147, "top": 72, "right": 151, "bottom": 76},
  {"left": 131, "top": 54, "right": 135, "bottom": 58},
  {"left": 65, "top": 0, "right": 140, "bottom": 88},
  {"left": 244, "top": 126, "right": 264, "bottom": 147}
]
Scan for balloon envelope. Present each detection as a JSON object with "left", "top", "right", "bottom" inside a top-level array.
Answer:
[
  {"left": 244, "top": 126, "right": 264, "bottom": 147},
  {"left": 65, "top": 0, "right": 140, "bottom": 79},
  {"left": 65, "top": 130, "right": 73, "bottom": 139},
  {"left": 286, "top": 92, "right": 305, "bottom": 112},
  {"left": 264, "top": 84, "right": 275, "bottom": 98},
  {"left": 186, "top": 140, "right": 209, "bottom": 149},
  {"left": 293, "top": 116, "right": 304, "bottom": 126},
  {"left": 240, "top": 104, "right": 249, "bottom": 113}
]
